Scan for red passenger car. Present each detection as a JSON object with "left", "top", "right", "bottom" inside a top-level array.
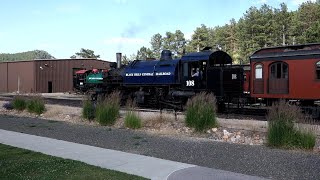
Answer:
[{"left": 249, "top": 43, "right": 320, "bottom": 104}]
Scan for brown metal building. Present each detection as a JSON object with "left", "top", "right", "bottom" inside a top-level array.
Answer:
[{"left": 0, "top": 58, "right": 110, "bottom": 93}]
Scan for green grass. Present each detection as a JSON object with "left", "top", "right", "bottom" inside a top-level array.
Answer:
[
  {"left": 95, "top": 92, "right": 120, "bottom": 126},
  {"left": 27, "top": 96, "right": 46, "bottom": 115},
  {"left": 125, "top": 111, "right": 142, "bottom": 129},
  {"left": 0, "top": 143, "right": 147, "bottom": 180},
  {"left": 12, "top": 96, "right": 27, "bottom": 111},
  {"left": 82, "top": 99, "right": 95, "bottom": 120},
  {"left": 185, "top": 92, "right": 218, "bottom": 132},
  {"left": 267, "top": 100, "right": 316, "bottom": 150}
]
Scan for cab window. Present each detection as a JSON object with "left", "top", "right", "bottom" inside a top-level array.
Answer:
[{"left": 183, "top": 63, "right": 188, "bottom": 78}]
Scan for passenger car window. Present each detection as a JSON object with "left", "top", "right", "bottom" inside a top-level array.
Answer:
[
  {"left": 255, "top": 64, "right": 262, "bottom": 79},
  {"left": 270, "top": 62, "right": 288, "bottom": 79},
  {"left": 316, "top": 61, "right": 320, "bottom": 79}
]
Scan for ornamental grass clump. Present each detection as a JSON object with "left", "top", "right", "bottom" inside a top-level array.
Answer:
[
  {"left": 12, "top": 95, "right": 27, "bottom": 111},
  {"left": 95, "top": 92, "right": 120, "bottom": 126},
  {"left": 185, "top": 92, "right": 218, "bottom": 132},
  {"left": 82, "top": 98, "right": 95, "bottom": 120},
  {"left": 267, "top": 100, "right": 316, "bottom": 150},
  {"left": 27, "top": 96, "right": 45, "bottom": 115},
  {"left": 124, "top": 98, "right": 142, "bottom": 129}
]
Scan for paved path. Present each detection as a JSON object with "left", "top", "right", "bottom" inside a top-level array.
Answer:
[
  {"left": 0, "top": 129, "right": 265, "bottom": 180},
  {"left": 1, "top": 115, "right": 319, "bottom": 179}
]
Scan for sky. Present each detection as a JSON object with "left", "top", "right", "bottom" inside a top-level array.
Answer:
[{"left": 0, "top": 0, "right": 316, "bottom": 61}]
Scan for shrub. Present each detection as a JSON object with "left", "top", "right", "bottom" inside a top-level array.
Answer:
[
  {"left": 298, "top": 131, "right": 316, "bottom": 149},
  {"left": 95, "top": 92, "right": 120, "bottom": 126},
  {"left": 2, "top": 102, "right": 13, "bottom": 110},
  {"left": 12, "top": 96, "right": 27, "bottom": 111},
  {"left": 185, "top": 92, "right": 218, "bottom": 132},
  {"left": 27, "top": 96, "right": 45, "bottom": 115},
  {"left": 82, "top": 99, "right": 95, "bottom": 120},
  {"left": 267, "top": 100, "right": 316, "bottom": 150},
  {"left": 125, "top": 112, "right": 142, "bottom": 129},
  {"left": 124, "top": 98, "right": 142, "bottom": 129}
]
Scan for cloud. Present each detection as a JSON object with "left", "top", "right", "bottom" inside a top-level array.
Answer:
[
  {"left": 56, "top": 4, "right": 81, "bottom": 13},
  {"left": 252, "top": 0, "right": 268, "bottom": 5},
  {"left": 184, "top": 32, "right": 193, "bottom": 41},
  {"left": 291, "top": 0, "right": 316, "bottom": 5},
  {"left": 114, "top": 0, "right": 128, "bottom": 4},
  {"left": 103, "top": 37, "right": 147, "bottom": 45},
  {"left": 258, "top": 0, "right": 268, "bottom": 3},
  {"left": 121, "top": 22, "right": 145, "bottom": 38}
]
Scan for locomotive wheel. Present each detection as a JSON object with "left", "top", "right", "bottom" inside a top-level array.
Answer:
[
  {"left": 91, "top": 94, "right": 97, "bottom": 101},
  {"left": 217, "top": 102, "right": 226, "bottom": 113}
]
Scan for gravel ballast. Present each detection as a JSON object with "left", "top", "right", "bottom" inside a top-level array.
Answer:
[{"left": 0, "top": 115, "right": 319, "bottom": 180}]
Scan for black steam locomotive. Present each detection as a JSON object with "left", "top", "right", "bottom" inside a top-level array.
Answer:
[{"left": 76, "top": 48, "right": 244, "bottom": 110}]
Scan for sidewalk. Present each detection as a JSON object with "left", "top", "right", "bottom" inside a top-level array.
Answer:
[{"left": 0, "top": 129, "right": 266, "bottom": 180}]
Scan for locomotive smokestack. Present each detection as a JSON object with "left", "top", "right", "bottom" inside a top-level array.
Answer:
[{"left": 116, "top": 52, "right": 122, "bottom": 68}]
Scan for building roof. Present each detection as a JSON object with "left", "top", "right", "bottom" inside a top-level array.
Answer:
[{"left": 0, "top": 58, "right": 111, "bottom": 64}]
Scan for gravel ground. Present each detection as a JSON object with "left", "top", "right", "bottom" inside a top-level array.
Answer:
[
  {"left": 0, "top": 100, "right": 270, "bottom": 145},
  {"left": 0, "top": 115, "right": 319, "bottom": 180}
]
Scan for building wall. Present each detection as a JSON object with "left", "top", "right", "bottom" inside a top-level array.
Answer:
[
  {"left": 7, "top": 61, "right": 35, "bottom": 93},
  {"left": 0, "top": 59, "right": 110, "bottom": 93},
  {"left": 0, "top": 63, "right": 8, "bottom": 92},
  {"left": 35, "top": 59, "right": 109, "bottom": 93}
]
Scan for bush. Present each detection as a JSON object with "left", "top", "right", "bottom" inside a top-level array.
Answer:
[
  {"left": 297, "top": 131, "right": 316, "bottom": 149},
  {"left": 95, "top": 92, "right": 120, "bottom": 126},
  {"left": 82, "top": 99, "right": 95, "bottom": 120},
  {"left": 27, "top": 96, "right": 45, "bottom": 115},
  {"left": 185, "top": 92, "right": 218, "bottom": 132},
  {"left": 267, "top": 100, "right": 316, "bottom": 149},
  {"left": 12, "top": 96, "right": 27, "bottom": 111},
  {"left": 124, "top": 99, "right": 142, "bottom": 129},
  {"left": 125, "top": 112, "right": 142, "bottom": 129}
]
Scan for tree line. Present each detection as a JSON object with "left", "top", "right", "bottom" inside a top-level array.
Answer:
[
  {"left": 0, "top": 50, "right": 55, "bottom": 62},
  {"left": 0, "top": 48, "right": 100, "bottom": 62},
  {"left": 126, "top": 1, "right": 320, "bottom": 64}
]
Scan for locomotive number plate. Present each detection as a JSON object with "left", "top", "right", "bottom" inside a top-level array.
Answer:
[
  {"left": 232, "top": 74, "right": 237, "bottom": 79},
  {"left": 186, "top": 80, "right": 195, "bottom": 86}
]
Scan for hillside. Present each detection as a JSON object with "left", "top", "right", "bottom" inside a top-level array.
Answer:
[{"left": 0, "top": 50, "right": 55, "bottom": 62}]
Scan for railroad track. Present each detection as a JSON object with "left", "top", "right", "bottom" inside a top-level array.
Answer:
[{"left": 0, "top": 95, "right": 268, "bottom": 121}]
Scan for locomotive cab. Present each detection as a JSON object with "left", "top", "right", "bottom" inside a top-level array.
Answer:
[
  {"left": 181, "top": 60, "right": 207, "bottom": 89},
  {"left": 181, "top": 49, "right": 244, "bottom": 100}
]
